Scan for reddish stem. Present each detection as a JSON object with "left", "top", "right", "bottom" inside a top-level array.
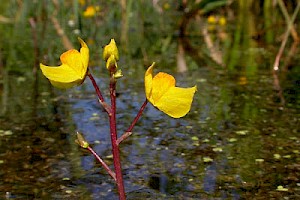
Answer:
[
  {"left": 109, "top": 78, "right": 126, "bottom": 200},
  {"left": 88, "top": 73, "right": 112, "bottom": 114},
  {"left": 88, "top": 73, "right": 105, "bottom": 103},
  {"left": 88, "top": 71, "right": 126, "bottom": 198},
  {"left": 117, "top": 99, "right": 148, "bottom": 144},
  {"left": 87, "top": 146, "right": 116, "bottom": 181}
]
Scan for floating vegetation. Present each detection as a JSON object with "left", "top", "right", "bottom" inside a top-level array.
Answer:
[
  {"left": 274, "top": 154, "right": 281, "bottom": 159},
  {"left": 202, "top": 139, "right": 210, "bottom": 143},
  {"left": 203, "top": 157, "right": 213, "bottom": 163},
  {"left": 276, "top": 185, "right": 288, "bottom": 192},
  {"left": 89, "top": 114, "right": 100, "bottom": 121},
  {"left": 292, "top": 150, "right": 299, "bottom": 154},
  {"left": 255, "top": 158, "right": 264, "bottom": 163},
  {"left": 283, "top": 155, "right": 292, "bottom": 159},
  {"left": 228, "top": 138, "right": 237, "bottom": 143},
  {"left": 212, "top": 147, "right": 223, "bottom": 152},
  {"left": 0, "top": 130, "right": 13, "bottom": 136},
  {"left": 191, "top": 136, "right": 199, "bottom": 141},
  {"left": 235, "top": 130, "right": 249, "bottom": 135}
]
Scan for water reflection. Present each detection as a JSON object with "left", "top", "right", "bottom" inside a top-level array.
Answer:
[
  {"left": 66, "top": 67, "right": 299, "bottom": 199},
  {"left": 0, "top": 61, "right": 299, "bottom": 199}
]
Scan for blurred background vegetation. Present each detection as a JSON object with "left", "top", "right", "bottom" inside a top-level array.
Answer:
[
  {"left": 0, "top": 0, "right": 299, "bottom": 74},
  {"left": 1, "top": 0, "right": 299, "bottom": 117}
]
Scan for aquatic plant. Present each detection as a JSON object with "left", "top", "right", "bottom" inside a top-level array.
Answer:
[{"left": 40, "top": 38, "right": 196, "bottom": 199}]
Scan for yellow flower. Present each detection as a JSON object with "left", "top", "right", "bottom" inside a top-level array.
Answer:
[
  {"left": 83, "top": 6, "right": 100, "bottom": 18},
  {"left": 145, "top": 63, "right": 197, "bottom": 118},
  {"left": 219, "top": 16, "right": 226, "bottom": 26},
  {"left": 207, "top": 15, "right": 217, "bottom": 24},
  {"left": 40, "top": 38, "right": 89, "bottom": 89}
]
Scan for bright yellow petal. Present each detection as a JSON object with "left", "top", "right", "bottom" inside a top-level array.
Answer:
[
  {"left": 49, "top": 80, "right": 81, "bottom": 89},
  {"left": 78, "top": 37, "right": 89, "bottom": 75},
  {"left": 106, "top": 55, "right": 118, "bottom": 70},
  {"left": 145, "top": 62, "right": 155, "bottom": 102},
  {"left": 40, "top": 63, "right": 82, "bottom": 83},
  {"left": 154, "top": 86, "right": 197, "bottom": 118},
  {"left": 151, "top": 72, "right": 175, "bottom": 104},
  {"left": 60, "top": 49, "right": 85, "bottom": 78}
]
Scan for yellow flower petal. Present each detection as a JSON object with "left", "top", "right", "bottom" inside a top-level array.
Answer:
[
  {"left": 78, "top": 37, "right": 89, "bottom": 72},
  {"left": 155, "top": 86, "right": 197, "bottom": 118},
  {"left": 40, "top": 63, "right": 81, "bottom": 83},
  {"left": 106, "top": 54, "right": 118, "bottom": 71},
  {"left": 40, "top": 38, "right": 89, "bottom": 89},
  {"left": 151, "top": 72, "right": 175, "bottom": 104},
  {"left": 49, "top": 80, "right": 81, "bottom": 89},
  {"left": 145, "top": 62, "right": 155, "bottom": 101},
  {"left": 60, "top": 50, "right": 84, "bottom": 77},
  {"left": 83, "top": 6, "right": 97, "bottom": 17},
  {"left": 144, "top": 63, "right": 197, "bottom": 118}
]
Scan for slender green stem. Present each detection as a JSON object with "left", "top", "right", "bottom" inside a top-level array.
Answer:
[{"left": 109, "top": 77, "right": 126, "bottom": 200}]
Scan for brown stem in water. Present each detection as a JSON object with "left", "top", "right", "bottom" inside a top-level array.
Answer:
[{"left": 273, "top": 1, "right": 300, "bottom": 71}]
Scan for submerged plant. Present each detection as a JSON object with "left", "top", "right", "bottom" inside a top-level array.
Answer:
[{"left": 40, "top": 38, "right": 196, "bottom": 199}]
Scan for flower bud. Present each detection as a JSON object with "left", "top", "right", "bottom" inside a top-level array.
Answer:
[
  {"left": 106, "top": 54, "right": 118, "bottom": 71},
  {"left": 113, "top": 69, "right": 123, "bottom": 79},
  {"left": 75, "top": 132, "right": 89, "bottom": 148},
  {"left": 103, "top": 39, "right": 119, "bottom": 62}
]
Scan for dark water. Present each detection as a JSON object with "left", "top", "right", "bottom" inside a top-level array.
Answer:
[{"left": 0, "top": 64, "right": 299, "bottom": 199}]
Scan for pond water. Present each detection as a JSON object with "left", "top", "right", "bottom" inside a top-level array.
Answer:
[{"left": 0, "top": 62, "right": 299, "bottom": 199}]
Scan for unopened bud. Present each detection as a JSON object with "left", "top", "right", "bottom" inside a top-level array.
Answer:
[
  {"left": 75, "top": 132, "right": 89, "bottom": 148},
  {"left": 113, "top": 69, "right": 123, "bottom": 79},
  {"left": 103, "top": 39, "right": 119, "bottom": 62},
  {"left": 106, "top": 55, "right": 118, "bottom": 71}
]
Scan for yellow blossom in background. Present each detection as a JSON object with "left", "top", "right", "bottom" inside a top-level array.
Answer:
[
  {"left": 83, "top": 6, "right": 100, "bottom": 18},
  {"left": 219, "top": 16, "right": 226, "bottom": 26},
  {"left": 40, "top": 38, "right": 89, "bottom": 89},
  {"left": 163, "top": 3, "right": 170, "bottom": 10},
  {"left": 145, "top": 63, "right": 197, "bottom": 118},
  {"left": 237, "top": 76, "right": 247, "bottom": 85},
  {"left": 207, "top": 15, "right": 217, "bottom": 24}
]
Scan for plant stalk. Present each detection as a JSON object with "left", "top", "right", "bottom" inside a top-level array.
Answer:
[
  {"left": 88, "top": 73, "right": 105, "bottom": 103},
  {"left": 117, "top": 99, "right": 148, "bottom": 144},
  {"left": 87, "top": 146, "right": 116, "bottom": 181},
  {"left": 109, "top": 77, "right": 126, "bottom": 200}
]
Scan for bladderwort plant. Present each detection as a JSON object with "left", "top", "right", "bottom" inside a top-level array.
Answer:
[{"left": 40, "top": 38, "right": 197, "bottom": 199}]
